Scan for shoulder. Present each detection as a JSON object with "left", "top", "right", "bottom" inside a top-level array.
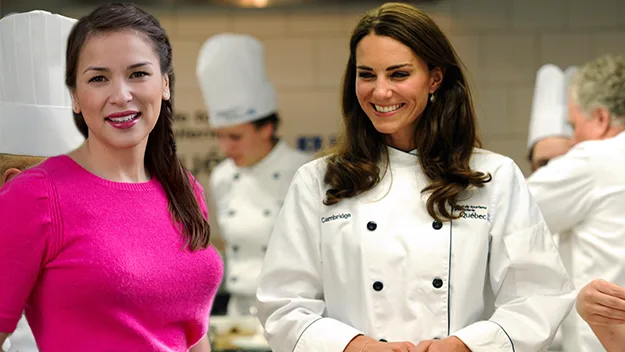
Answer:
[
  {"left": 470, "top": 148, "right": 517, "bottom": 175},
  {"left": 282, "top": 145, "right": 314, "bottom": 166},
  {"left": 209, "top": 158, "right": 236, "bottom": 188}
]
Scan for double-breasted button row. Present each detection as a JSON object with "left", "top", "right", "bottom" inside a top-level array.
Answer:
[{"left": 366, "top": 220, "right": 444, "bottom": 231}]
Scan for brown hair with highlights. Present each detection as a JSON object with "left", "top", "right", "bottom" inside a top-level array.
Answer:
[{"left": 324, "top": 2, "right": 491, "bottom": 222}]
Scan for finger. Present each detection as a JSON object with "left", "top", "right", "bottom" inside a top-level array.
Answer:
[
  {"left": 414, "top": 340, "right": 433, "bottom": 352},
  {"left": 585, "top": 314, "right": 625, "bottom": 325},
  {"left": 597, "top": 280, "right": 625, "bottom": 302},
  {"left": 592, "top": 290, "right": 625, "bottom": 315}
]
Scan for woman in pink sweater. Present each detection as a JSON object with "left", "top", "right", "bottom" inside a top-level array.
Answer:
[{"left": 0, "top": 3, "right": 223, "bottom": 351}]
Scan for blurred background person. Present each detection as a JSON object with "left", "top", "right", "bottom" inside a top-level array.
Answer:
[
  {"left": 527, "top": 54, "right": 625, "bottom": 352},
  {"left": 0, "top": 10, "right": 84, "bottom": 352},
  {"left": 196, "top": 33, "right": 311, "bottom": 318}
]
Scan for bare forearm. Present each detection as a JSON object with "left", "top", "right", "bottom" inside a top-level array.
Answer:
[
  {"left": 189, "top": 334, "right": 211, "bottom": 352},
  {"left": 589, "top": 324, "right": 625, "bottom": 352},
  {"left": 0, "top": 333, "right": 8, "bottom": 348}
]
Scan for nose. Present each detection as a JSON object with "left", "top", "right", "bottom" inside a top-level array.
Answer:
[
  {"left": 109, "top": 79, "right": 133, "bottom": 106},
  {"left": 373, "top": 78, "right": 393, "bottom": 100}
]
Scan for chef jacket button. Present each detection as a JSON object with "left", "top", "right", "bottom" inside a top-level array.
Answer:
[
  {"left": 264, "top": 209, "right": 271, "bottom": 217},
  {"left": 372, "top": 281, "right": 384, "bottom": 291},
  {"left": 233, "top": 173, "right": 240, "bottom": 181},
  {"left": 231, "top": 276, "right": 238, "bottom": 282},
  {"left": 379, "top": 339, "right": 387, "bottom": 342},
  {"left": 432, "top": 220, "right": 443, "bottom": 230},
  {"left": 366, "top": 221, "right": 377, "bottom": 231},
  {"left": 262, "top": 246, "right": 268, "bottom": 253},
  {"left": 432, "top": 277, "right": 443, "bottom": 289},
  {"left": 273, "top": 172, "right": 280, "bottom": 180},
  {"left": 228, "top": 210, "right": 236, "bottom": 217},
  {"left": 232, "top": 245, "right": 239, "bottom": 252}
]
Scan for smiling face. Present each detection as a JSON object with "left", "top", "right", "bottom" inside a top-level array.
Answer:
[
  {"left": 355, "top": 33, "right": 442, "bottom": 150},
  {"left": 71, "top": 29, "right": 170, "bottom": 151}
]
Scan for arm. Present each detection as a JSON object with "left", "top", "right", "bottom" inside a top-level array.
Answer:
[
  {"left": 189, "top": 334, "right": 211, "bottom": 352},
  {"left": 0, "top": 171, "right": 55, "bottom": 338},
  {"left": 255, "top": 170, "right": 363, "bottom": 352},
  {"left": 576, "top": 279, "right": 625, "bottom": 352},
  {"left": 0, "top": 334, "right": 8, "bottom": 350},
  {"left": 526, "top": 146, "right": 594, "bottom": 234},
  {"left": 452, "top": 160, "right": 575, "bottom": 352}
]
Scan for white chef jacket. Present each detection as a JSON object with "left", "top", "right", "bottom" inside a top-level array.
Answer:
[
  {"left": 256, "top": 146, "right": 575, "bottom": 352},
  {"left": 210, "top": 140, "right": 311, "bottom": 312},
  {"left": 527, "top": 131, "right": 625, "bottom": 352}
]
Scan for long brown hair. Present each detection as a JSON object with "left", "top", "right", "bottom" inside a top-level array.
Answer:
[
  {"left": 65, "top": 3, "right": 210, "bottom": 250},
  {"left": 324, "top": 2, "right": 491, "bottom": 222}
]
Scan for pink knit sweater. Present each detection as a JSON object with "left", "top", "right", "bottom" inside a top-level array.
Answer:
[{"left": 0, "top": 155, "right": 224, "bottom": 351}]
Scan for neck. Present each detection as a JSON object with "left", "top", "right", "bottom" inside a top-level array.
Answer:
[
  {"left": 605, "top": 125, "right": 625, "bottom": 139},
  {"left": 386, "top": 129, "right": 416, "bottom": 152},
  {"left": 246, "top": 138, "right": 278, "bottom": 167},
  {"left": 71, "top": 136, "right": 150, "bottom": 183}
]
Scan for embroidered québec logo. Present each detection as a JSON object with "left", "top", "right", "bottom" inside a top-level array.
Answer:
[
  {"left": 454, "top": 204, "right": 489, "bottom": 222},
  {"left": 320, "top": 213, "right": 352, "bottom": 223}
]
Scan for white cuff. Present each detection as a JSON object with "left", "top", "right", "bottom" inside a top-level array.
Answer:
[
  {"left": 452, "top": 320, "right": 514, "bottom": 352},
  {"left": 293, "top": 317, "right": 362, "bottom": 352}
]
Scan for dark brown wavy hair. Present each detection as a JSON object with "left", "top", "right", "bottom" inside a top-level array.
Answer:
[
  {"left": 65, "top": 3, "right": 210, "bottom": 250},
  {"left": 324, "top": 2, "right": 491, "bottom": 222}
]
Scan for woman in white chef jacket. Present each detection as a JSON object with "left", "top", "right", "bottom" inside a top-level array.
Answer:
[
  {"left": 0, "top": 10, "right": 83, "bottom": 352},
  {"left": 196, "top": 33, "right": 311, "bottom": 317},
  {"left": 256, "top": 3, "right": 575, "bottom": 352}
]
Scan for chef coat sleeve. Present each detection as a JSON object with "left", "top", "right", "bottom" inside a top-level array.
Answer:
[
  {"left": 452, "top": 159, "right": 575, "bottom": 352},
  {"left": 526, "top": 146, "right": 594, "bottom": 234},
  {"left": 256, "top": 170, "right": 363, "bottom": 352},
  {"left": 0, "top": 171, "right": 58, "bottom": 334}
]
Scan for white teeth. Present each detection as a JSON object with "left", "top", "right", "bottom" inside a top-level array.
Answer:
[
  {"left": 374, "top": 104, "right": 402, "bottom": 113},
  {"left": 109, "top": 113, "right": 137, "bottom": 123}
]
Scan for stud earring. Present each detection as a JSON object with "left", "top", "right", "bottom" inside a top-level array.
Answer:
[
  {"left": 429, "top": 94, "right": 435, "bottom": 103},
  {"left": 163, "top": 91, "right": 170, "bottom": 100}
]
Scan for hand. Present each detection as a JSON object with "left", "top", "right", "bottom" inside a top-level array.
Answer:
[
  {"left": 345, "top": 336, "right": 417, "bottom": 352},
  {"left": 577, "top": 279, "right": 625, "bottom": 325},
  {"left": 367, "top": 340, "right": 418, "bottom": 352},
  {"left": 415, "top": 337, "right": 470, "bottom": 352}
]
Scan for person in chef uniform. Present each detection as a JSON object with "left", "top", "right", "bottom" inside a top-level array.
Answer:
[
  {"left": 256, "top": 3, "right": 574, "bottom": 352},
  {"left": 196, "top": 33, "right": 311, "bottom": 317},
  {"left": 527, "top": 53, "right": 625, "bottom": 352},
  {"left": 527, "top": 64, "right": 575, "bottom": 173},
  {"left": 0, "top": 10, "right": 84, "bottom": 352},
  {"left": 526, "top": 64, "right": 578, "bottom": 352}
]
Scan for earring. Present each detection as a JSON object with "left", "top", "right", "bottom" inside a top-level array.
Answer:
[
  {"left": 163, "top": 91, "right": 170, "bottom": 100},
  {"left": 429, "top": 94, "right": 435, "bottom": 103}
]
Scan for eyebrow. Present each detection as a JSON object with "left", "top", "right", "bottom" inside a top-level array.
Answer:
[
  {"left": 356, "top": 63, "right": 412, "bottom": 71},
  {"left": 83, "top": 61, "right": 152, "bottom": 74}
]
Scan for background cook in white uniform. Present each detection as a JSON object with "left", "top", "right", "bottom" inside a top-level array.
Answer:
[
  {"left": 527, "top": 64, "right": 575, "bottom": 173},
  {"left": 527, "top": 54, "right": 625, "bottom": 352},
  {"left": 0, "top": 10, "right": 84, "bottom": 352},
  {"left": 256, "top": 3, "right": 575, "bottom": 352},
  {"left": 196, "top": 33, "right": 311, "bottom": 317},
  {"left": 525, "top": 64, "right": 577, "bottom": 352}
]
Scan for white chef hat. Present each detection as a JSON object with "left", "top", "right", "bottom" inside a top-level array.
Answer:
[
  {"left": 0, "top": 10, "right": 84, "bottom": 157},
  {"left": 196, "top": 33, "right": 277, "bottom": 129},
  {"left": 527, "top": 64, "right": 573, "bottom": 150}
]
